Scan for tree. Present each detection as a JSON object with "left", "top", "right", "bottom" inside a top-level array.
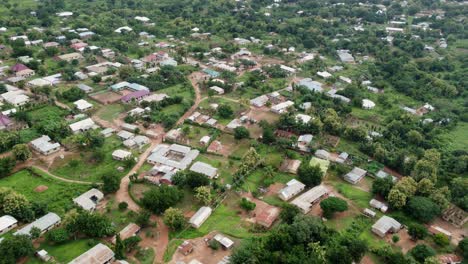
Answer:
[
  {"left": 102, "top": 174, "right": 120, "bottom": 194},
  {"left": 141, "top": 185, "right": 183, "bottom": 214},
  {"left": 115, "top": 234, "right": 126, "bottom": 259},
  {"left": 371, "top": 176, "right": 394, "bottom": 198},
  {"left": 217, "top": 104, "right": 233, "bottom": 118},
  {"left": 239, "top": 198, "right": 256, "bottom": 211},
  {"left": 408, "top": 223, "right": 428, "bottom": 240},
  {"left": 12, "top": 144, "right": 31, "bottom": 162},
  {"left": 185, "top": 172, "right": 210, "bottom": 189},
  {"left": 280, "top": 203, "right": 301, "bottom": 224},
  {"left": 392, "top": 235, "right": 400, "bottom": 243},
  {"left": 416, "top": 179, "right": 434, "bottom": 196},
  {"left": 262, "top": 126, "right": 276, "bottom": 144},
  {"left": 46, "top": 228, "right": 69, "bottom": 244},
  {"left": 409, "top": 244, "right": 436, "bottom": 263},
  {"left": 135, "top": 211, "right": 151, "bottom": 228},
  {"left": 124, "top": 236, "right": 141, "bottom": 252},
  {"left": 0, "top": 157, "right": 16, "bottom": 178},
  {"left": 194, "top": 186, "right": 212, "bottom": 205},
  {"left": 0, "top": 235, "right": 34, "bottom": 263},
  {"left": 234, "top": 126, "right": 250, "bottom": 140},
  {"left": 405, "top": 196, "right": 440, "bottom": 223},
  {"left": 423, "top": 256, "right": 441, "bottom": 264},
  {"left": 29, "top": 226, "right": 41, "bottom": 239},
  {"left": 2, "top": 192, "right": 34, "bottom": 221},
  {"left": 163, "top": 207, "right": 185, "bottom": 231},
  {"left": 394, "top": 177, "right": 417, "bottom": 196},
  {"left": 388, "top": 189, "right": 407, "bottom": 209},
  {"left": 65, "top": 211, "right": 114, "bottom": 238},
  {"left": 458, "top": 238, "right": 468, "bottom": 259},
  {"left": 320, "top": 197, "right": 348, "bottom": 218},
  {"left": 298, "top": 164, "right": 323, "bottom": 187}
]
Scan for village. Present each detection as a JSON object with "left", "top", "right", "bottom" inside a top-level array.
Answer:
[{"left": 0, "top": 0, "right": 466, "bottom": 264}]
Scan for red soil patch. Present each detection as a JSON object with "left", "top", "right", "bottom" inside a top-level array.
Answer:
[{"left": 34, "top": 185, "right": 48, "bottom": 192}]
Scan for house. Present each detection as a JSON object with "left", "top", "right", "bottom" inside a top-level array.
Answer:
[
  {"left": 147, "top": 144, "right": 199, "bottom": 170},
  {"left": 371, "top": 216, "right": 401, "bottom": 238},
  {"left": 362, "top": 99, "right": 376, "bottom": 109},
  {"left": 115, "top": 26, "right": 133, "bottom": 33},
  {"left": 133, "top": 135, "right": 150, "bottom": 147},
  {"left": 279, "top": 159, "right": 301, "bottom": 174},
  {"left": 128, "top": 107, "right": 145, "bottom": 116},
  {"left": 298, "top": 78, "right": 323, "bottom": 92},
  {"left": 117, "top": 131, "right": 134, "bottom": 141},
  {"left": 77, "top": 84, "right": 93, "bottom": 93},
  {"left": 438, "top": 254, "right": 462, "bottom": 264},
  {"left": 112, "top": 223, "right": 141, "bottom": 244},
  {"left": 280, "top": 65, "right": 296, "bottom": 74},
  {"left": 100, "top": 128, "right": 115, "bottom": 138},
  {"left": 69, "top": 243, "right": 115, "bottom": 264},
  {"left": 199, "top": 136, "right": 211, "bottom": 146},
  {"left": 73, "top": 99, "right": 93, "bottom": 112},
  {"left": 250, "top": 95, "right": 269, "bottom": 107},
  {"left": 164, "top": 129, "right": 182, "bottom": 142},
  {"left": 36, "top": 250, "right": 51, "bottom": 262},
  {"left": 58, "top": 52, "right": 83, "bottom": 62},
  {"left": 56, "top": 11, "right": 73, "bottom": 17},
  {"left": 110, "top": 82, "right": 149, "bottom": 92},
  {"left": 271, "top": 101, "right": 294, "bottom": 114},
  {"left": 375, "top": 170, "right": 397, "bottom": 182},
  {"left": 317, "top": 71, "right": 332, "bottom": 79},
  {"left": 0, "top": 114, "right": 13, "bottom": 130},
  {"left": 14, "top": 212, "right": 61, "bottom": 237},
  {"left": 189, "top": 206, "right": 212, "bottom": 228},
  {"left": 337, "top": 50, "right": 354, "bottom": 63},
  {"left": 160, "top": 58, "right": 178, "bottom": 67},
  {"left": 69, "top": 118, "right": 97, "bottom": 134},
  {"left": 369, "top": 199, "right": 388, "bottom": 213},
  {"left": 30, "top": 135, "right": 61, "bottom": 155},
  {"left": 315, "top": 149, "right": 330, "bottom": 160},
  {"left": 209, "top": 86, "right": 225, "bottom": 95},
  {"left": 363, "top": 208, "right": 377, "bottom": 218},
  {"left": 335, "top": 152, "right": 349, "bottom": 164},
  {"left": 256, "top": 205, "right": 280, "bottom": 228},
  {"left": 178, "top": 241, "right": 194, "bottom": 256},
  {"left": 296, "top": 114, "right": 312, "bottom": 124},
  {"left": 73, "top": 188, "right": 104, "bottom": 211},
  {"left": 190, "top": 162, "right": 218, "bottom": 179},
  {"left": 0, "top": 215, "right": 18, "bottom": 235},
  {"left": 121, "top": 124, "right": 137, "bottom": 133},
  {"left": 297, "top": 134, "right": 313, "bottom": 152},
  {"left": 1, "top": 90, "right": 30, "bottom": 106},
  {"left": 213, "top": 233, "right": 234, "bottom": 249},
  {"left": 112, "top": 149, "right": 132, "bottom": 161},
  {"left": 278, "top": 179, "right": 305, "bottom": 201},
  {"left": 291, "top": 185, "right": 330, "bottom": 213},
  {"left": 226, "top": 119, "right": 242, "bottom": 130},
  {"left": 339, "top": 76, "right": 352, "bottom": 84},
  {"left": 121, "top": 90, "right": 150, "bottom": 103},
  {"left": 11, "top": 64, "right": 35, "bottom": 77},
  {"left": 344, "top": 167, "right": 367, "bottom": 184}
]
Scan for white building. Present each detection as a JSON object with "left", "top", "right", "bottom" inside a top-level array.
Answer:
[
  {"left": 344, "top": 167, "right": 367, "bottom": 184},
  {"left": 0, "top": 215, "right": 18, "bottom": 235},
  {"left": 73, "top": 188, "right": 104, "bottom": 211},
  {"left": 73, "top": 99, "right": 93, "bottom": 112},
  {"left": 271, "top": 100, "right": 294, "bottom": 114},
  {"left": 371, "top": 216, "right": 401, "bottom": 238},
  {"left": 30, "top": 135, "right": 61, "bottom": 155},
  {"left": 209, "top": 86, "right": 225, "bottom": 95},
  {"left": 14, "top": 212, "right": 61, "bottom": 237},
  {"left": 278, "top": 179, "right": 306, "bottom": 201},
  {"left": 189, "top": 206, "right": 212, "bottom": 228},
  {"left": 291, "top": 185, "right": 330, "bottom": 213},
  {"left": 69, "top": 243, "right": 115, "bottom": 264},
  {"left": 296, "top": 114, "right": 312, "bottom": 124},
  {"left": 69, "top": 118, "right": 97, "bottom": 134},
  {"left": 190, "top": 161, "right": 218, "bottom": 179},
  {"left": 362, "top": 99, "right": 376, "bottom": 109},
  {"left": 112, "top": 149, "right": 132, "bottom": 161},
  {"left": 1, "top": 90, "right": 30, "bottom": 106}
]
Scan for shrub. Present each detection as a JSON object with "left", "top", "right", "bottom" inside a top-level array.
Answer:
[{"left": 118, "top": 202, "right": 128, "bottom": 211}]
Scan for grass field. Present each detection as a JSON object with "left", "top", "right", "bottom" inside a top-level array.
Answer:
[
  {"left": 0, "top": 170, "right": 89, "bottom": 216},
  {"left": 50, "top": 136, "right": 130, "bottom": 183},
  {"left": 195, "top": 154, "right": 240, "bottom": 185},
  {"left": 96, "top": 104, "right": 125, "bottom": 122},
  {"left": 439, "top": 122, "right": 468, "bottom": 151},
  {"left": 27, "top": 239, "right": 98, "bottom": 264},
  {"left": 172, "top": 203, "right": 250, "bottom": 240},
  {"left": 330, "top": 181, "right": 373, "bottom": 209}
]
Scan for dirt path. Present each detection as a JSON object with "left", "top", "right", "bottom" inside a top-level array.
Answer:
[
  {"left": 175, "top": 72, "right": 202, "bottom": 126},
  {"left": 31, "top": 165, "right": 95, "bottom": 185},
  {"left": 92, "top": 114, "right": 121, "bottom": 130}
]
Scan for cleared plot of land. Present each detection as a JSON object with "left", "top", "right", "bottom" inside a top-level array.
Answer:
[
  {"left": 27, "top": 239, "right": 98, "bottom": 264},
  {"left": 440, "top": 122, "right": 468, "bottom": 151},
  {"left": 96, "top": 103, "right": 125, "bottom": 122},
  {"left": 217, "top": 134, "right": 251, "bottom": 158},
  {"left": 0, "top": 170, "right": 88, "bottom": 215},
  {"left": 90, "top": 91, "right": 123, "bottom": 104},
  {"left": 50, "top": 136, "right": 131, "bottom": 183}
]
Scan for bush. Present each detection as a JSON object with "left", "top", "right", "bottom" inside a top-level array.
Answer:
[
  {"left": 319, "top": 197, "right": 348, "bottom": 219},
  {"left": 239, "top": 198, "right": 256, "bottom": 211},
  {"left": 209, "top": 239, "right": 221, "bottom": 250},
  {"left": 233, "top": 126, "right": 250, "bottom": 140},
  {"left": 433, "top": 233, "right": 450, "bottom": 247},
  {"left": 118, "top": 202, "right": 128, "bottom": 211},
  {"left": 102, "top": 174, "right": 120, "bottom": 194},
  {"left": 459, "top": 238, "right": 468, "bottom": 259},
  {"left": 46, "top": 228, "right": 70, "bottom": 244}
]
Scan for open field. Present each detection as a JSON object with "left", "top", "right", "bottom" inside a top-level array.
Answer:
[
  {"left": 0, "top": 169, "right": 89, "bottom": 215},
  {"left": 439, "top": 122, "right": 468, "bottom": 151},
  {"left": 96, "top": 103, "right": 126, "bottom": 122},
  {"left": 27, "top": 239, "right": 98, "bottom": 264},
  {"left": 50, "top": 136, "right": 131, "bottom": 183}
]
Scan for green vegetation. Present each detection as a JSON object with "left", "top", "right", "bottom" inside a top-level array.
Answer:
[
  {"left": 28, "top": 239, "right": 98, "bottom": 264},
  {"left": 0, "top": 170, "right": 88, "bottom": 215}
]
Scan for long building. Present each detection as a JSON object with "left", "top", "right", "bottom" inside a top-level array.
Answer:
[
  {"left": 68, "top": 243, "right": 115, "bottom": 264},
  {"left": 290, "top": 185, "right": 330, "bottom": 213}
]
